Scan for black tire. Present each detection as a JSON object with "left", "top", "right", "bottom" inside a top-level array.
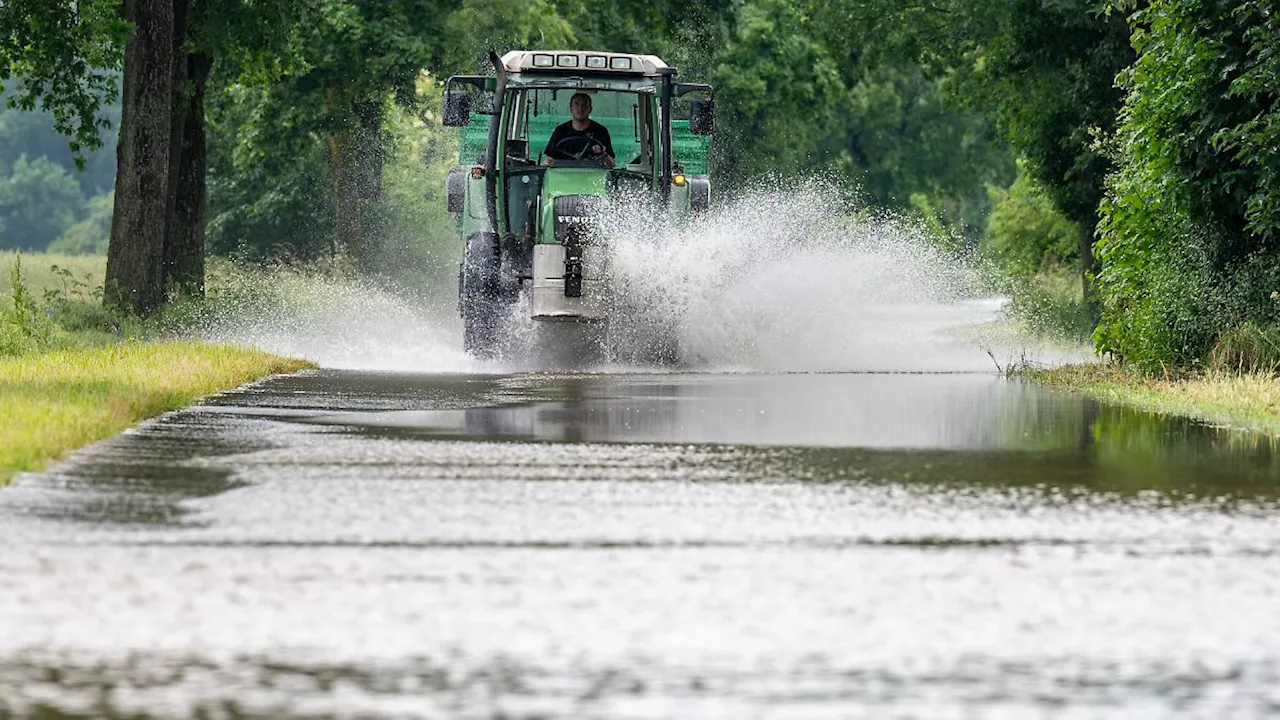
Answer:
[{"left": 459, "top": 232, "right": 501, "bottom": 358}]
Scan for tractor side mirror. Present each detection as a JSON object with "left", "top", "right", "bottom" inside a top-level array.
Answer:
[
  {"left": 689, "top": 98, "right": 715, "bottom": 135},
  {"left": 443, "top": 90, "right": 471, "bottom": 127}
]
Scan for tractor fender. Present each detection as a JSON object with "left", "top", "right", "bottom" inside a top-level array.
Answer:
[{"left": 689, "top": 176, "right": 711, "bottom": 214}]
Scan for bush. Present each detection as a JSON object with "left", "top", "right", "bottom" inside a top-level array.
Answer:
[
  {"left": 1003, "top": 268, "right": 1094, "bottom": 342},
  {"left": 1208, "top": 323, "right": 1280, "bottom": 375},
  {"left": 1094, "top": 170, "right": 1221, "bottom": 372},
  {"left": 982, "top": 169, "right": 1079, "bottom": 276},
  {"left": 0, "top": 254, "right": 52, "bottom": 355},
  {"left": 1094, "top": 0, "right": 1280, "bottom": 373}
]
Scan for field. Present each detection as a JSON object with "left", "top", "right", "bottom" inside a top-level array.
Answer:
[{"left": 0, "top": 251, "right": 106, "bottom": 310}]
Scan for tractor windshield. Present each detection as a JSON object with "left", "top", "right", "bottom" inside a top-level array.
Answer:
[{"left": 505, "top": 88, "right": 652, "bottom": 171}]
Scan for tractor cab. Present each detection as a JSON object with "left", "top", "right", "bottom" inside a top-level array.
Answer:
[{"left": 443, "top": 51, "right": 714, "bottom": 359}]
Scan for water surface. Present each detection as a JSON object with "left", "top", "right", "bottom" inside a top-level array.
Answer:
[{"left": 3, "top": 370, "right": 1279, "bottom": 718}]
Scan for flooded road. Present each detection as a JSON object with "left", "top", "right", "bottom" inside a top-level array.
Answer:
[{"left": 4, "top": 370, "right": 1280, "bottom": 718}]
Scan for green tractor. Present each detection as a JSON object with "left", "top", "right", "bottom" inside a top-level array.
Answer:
[{"left": 442, "top": 50, "right": 715, "bottom": 359}]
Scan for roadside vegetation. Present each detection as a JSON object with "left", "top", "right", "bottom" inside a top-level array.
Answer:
[
  {"left": 1026, "top": 364, "right": 1280, "bottom": 438},
  {"left": 1, "top": 252, "right": 314, "bottom": 483},
  {"left": 0, "top": 340, "right": 311, "bottom": 483}
]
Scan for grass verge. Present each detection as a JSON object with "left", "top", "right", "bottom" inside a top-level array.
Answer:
[
  {"left": 1, "top": 340, "right": 315, "bottom": 484},
  {"left": 1025, "top": 363, "right": 1280, "bottom": 435}
]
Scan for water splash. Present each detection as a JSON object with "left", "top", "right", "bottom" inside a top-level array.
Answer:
[
  {"left": 597, "top": 181, "right": 1054, "bottom": 372},
  {"left": 197, "top": 181, "right": 1084, "bottom": 373},
  {"left": 191, "top": 269, "right": 476, "bottom": 373}
]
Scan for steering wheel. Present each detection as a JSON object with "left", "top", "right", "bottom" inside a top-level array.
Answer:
[{"left": 549, "top": 135, "right": 610, "bottom": 164}]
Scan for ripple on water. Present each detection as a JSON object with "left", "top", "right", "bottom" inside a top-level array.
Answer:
[{"left": 5, "top": 372, "right": 1280, "bottom": 717}]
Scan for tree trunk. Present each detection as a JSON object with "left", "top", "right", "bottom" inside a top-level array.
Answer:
[
  {"left": 167, "top": 51, "right": 212, "bottom": 295},
  {"left": 327, "top": 87, "right": 362, "bottom": 262},
  {"left": 159, "top": 0, "right": 193, "bottom": 296},
  {"left": 105, "top": 0, "right": 177, "bottom": 315},
  {"left": 1079, "top": 214, "right": 1099, "bottom": 318},
  {"left": 352, "top": 99, "right": 386, "bottom": 271},
  {"left": 325, "top": 90, "right": 388, "bottom": 271}
]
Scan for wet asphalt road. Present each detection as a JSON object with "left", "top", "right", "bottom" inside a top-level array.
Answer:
[{"left": 3, "top": 370, "right": 1280, "bottom": 718}]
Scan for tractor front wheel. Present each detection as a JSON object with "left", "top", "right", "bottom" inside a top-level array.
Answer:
[{"left": 459, "top": 232, "right": 502, "bottom": 358}]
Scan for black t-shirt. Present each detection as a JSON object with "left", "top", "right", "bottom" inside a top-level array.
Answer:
[{"left": 544, "top": 120, "right": 614, "bottom": 161}]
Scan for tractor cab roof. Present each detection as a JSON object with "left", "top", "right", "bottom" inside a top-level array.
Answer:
[{"left": 500, "top": 50, "right": 671, "bottom": 77}]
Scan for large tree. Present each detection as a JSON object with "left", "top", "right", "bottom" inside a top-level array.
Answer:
[
  {"left": 106, "top": 0, "right": 304, "bottom": 313},
  {"left": 105, "top": 0, "right": 179, "bottom": 314}
]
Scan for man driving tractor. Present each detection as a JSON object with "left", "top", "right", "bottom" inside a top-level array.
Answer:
[
  {"left": 443, "top": 49, "right": 714, "bottom": 359},
  {"left": 543, "top": 92, "right": 615, "bottom": 166}
]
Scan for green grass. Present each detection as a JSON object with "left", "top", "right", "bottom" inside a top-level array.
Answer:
[
  {"left": 0, "top": 252, "right": 317, "bottom": 484},
  {"left": 2, "top": 251, "right": 120, "bottom": 356},
  {"left": 1026, "top": 363, "right": 1280, "bottom": 435},
  {"left": 0, "top": 340, "right": 315, "bottom": 483},
  {"left": 0, "top": 251, "right": 106, "bottom": 311}
]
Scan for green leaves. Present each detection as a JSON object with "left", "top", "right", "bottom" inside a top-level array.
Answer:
[
  {"left": 0, "top": 155, "right": 86, "bottom": 252},
  {"left": 0, "top": 0, "right": 129, "bottom": 163},
  {"left": 1094, "top": 0, "right": 1280, "bottom": 372},
  {"left": 985, "top": 168, "right": 1080, "bottom": 274}
]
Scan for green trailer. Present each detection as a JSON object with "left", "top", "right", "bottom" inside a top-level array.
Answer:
[{"left": 443, "top": 50, "right": 715, "bottom": 359}]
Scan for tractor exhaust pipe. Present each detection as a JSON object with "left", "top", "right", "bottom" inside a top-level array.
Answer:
[{"left": 658, "top": 67, "right": 677, "bottom": 205}]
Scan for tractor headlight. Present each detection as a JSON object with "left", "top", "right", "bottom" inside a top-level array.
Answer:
[
  {"left": 586, "top": 55, "right": 607, "bottom": 69},
  {"left": 533, "top": 54, "right": 554, "bottom": 67},
  {"left": 557, "top": 54, "right": 580, "bottom": 68},
  {"left": 609, "top": 57, "right": 633, "bottom": 70}
]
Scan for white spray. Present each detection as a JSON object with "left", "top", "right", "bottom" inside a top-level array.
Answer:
[
  {"left": 199, "top": 181, "right": 1080, "bottom": 373},
  {"left": 597, "top": 181, "right": 1007, "bottom": 372}
]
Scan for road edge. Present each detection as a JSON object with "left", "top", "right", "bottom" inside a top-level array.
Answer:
[
  {"left": 1024, "top": 362, "right": 1280, "bottom": 436},
  {"left": 1, "top": 340, "right": 317, "bottom": 484}
]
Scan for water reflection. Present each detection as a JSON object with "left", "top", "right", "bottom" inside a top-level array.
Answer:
[
  {"left": 6, "top": 370, "right": 1280, "bottom": 718},
  {"left": 295, "top": 372, "right": 1280, "bottom": 499},
  {"left": 5, "top": 412, "right": 265, "bottom": 528},
  {"left": 10, "top": 372, "right": 1280, "bottom": 538},
  {"left": 314, "top": 374, "right": 1059, "bottom": 448}
]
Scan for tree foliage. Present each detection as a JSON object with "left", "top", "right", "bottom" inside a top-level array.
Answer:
[
  {"left": 1095, "top": 0, "right": 1280, "bottom": 372},
  {"left": 984, "top": 168, "right": 1079, "bottom": 275},
  {"left": 0, "top": 95, "right": 119, "bottom": 253},
  {"left": 808, "top": 0, "right": 1133, "bottom": 278},
  {"left": 838, "top": 63, "right": 1014, "bottom": 240},
  {"left": 0, "top": 94, "right": 119, "bottom": 197},
  {"left": 0, "top": 0, "right": 129, "bottom": 163},
  {"left": 0, "top": 155, "right": 85, "bottom": 251},
  {"left": 203, "top": 0, "right": 576, "bottom": 267},
  {"left": 957, "top": 0, "right": 1133, "bottom": 236},
  {"left": 50, "top": 192, "right": 115, "bottom": 256}
]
